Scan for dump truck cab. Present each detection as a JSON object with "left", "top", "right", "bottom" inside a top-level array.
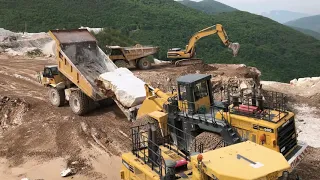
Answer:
[
  {"left": 120, "top": 123, "right": 293, "bottom": 180},
  {"left": 38, "top": 65, "right": 64, "bottom": 86}
]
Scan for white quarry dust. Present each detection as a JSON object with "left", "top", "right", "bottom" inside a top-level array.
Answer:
[
  {"left": 42, "top": 40, "right": 55, "bottom": 56},
  {"left": 261, "top": 77, "right": 320, "bottom": 148},
  {"left": 99, "top": 68, "right": 146, "bottom": 108},
  {"left": 293, "top": 104, "right": 320, "bottom": 148}
]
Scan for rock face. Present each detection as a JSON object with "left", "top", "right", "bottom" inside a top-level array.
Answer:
[{"left": 99, "top": 68, "right": 146, "bottom": 108}]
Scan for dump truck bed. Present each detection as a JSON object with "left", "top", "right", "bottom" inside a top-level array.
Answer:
[
  {"left": 107, "top": 44, "right": 158, "bottom": 61},
  {"left": 49, "top": 29, "right": 117, "bottom": 101}
]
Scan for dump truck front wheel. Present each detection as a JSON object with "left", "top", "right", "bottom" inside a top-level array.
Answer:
[
  {"left": 138, "top": 58, "right": 151, "bottom": 70},
  {"left": 48, "top": 88, "right": 65, "bottom": 107},
  {"left": 69, "top": 91, "right": 90, "bottom": 115}
]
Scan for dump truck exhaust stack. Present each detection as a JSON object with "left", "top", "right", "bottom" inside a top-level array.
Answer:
[{"left": 229, "top": 42, "right": 240, "bottom": 57}]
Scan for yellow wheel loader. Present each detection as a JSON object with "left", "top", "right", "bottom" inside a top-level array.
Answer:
[
  {"left": 167, "top": 24, "right": 240, "bottom": 66},
  {"left": 120, "top": 122, "right": 295, "bottom": 180},
  {"left": 134, "top": 73, "right": 308, "bottom": 173}
]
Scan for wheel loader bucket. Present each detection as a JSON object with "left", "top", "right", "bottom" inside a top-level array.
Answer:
[{"left": 229, "top": 42, "right": 240, "bottom": 57}]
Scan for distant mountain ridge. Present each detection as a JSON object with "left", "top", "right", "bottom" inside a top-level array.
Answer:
[
  {"left": 261, "top": 10, "right": 309, "bottom": 23},
  {"left": 177, "top": 0, "right": 237, "bottom": 14},
  {"left": 288, "top": 26, "right": 320, "bottom": 40},
  {"left": 285, "top": 15, "right": 320, "bottom": 33}
]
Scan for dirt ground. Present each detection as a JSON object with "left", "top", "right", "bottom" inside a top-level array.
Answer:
[{"left": 0, "top": 54, "right": 319, "bottom": 179}]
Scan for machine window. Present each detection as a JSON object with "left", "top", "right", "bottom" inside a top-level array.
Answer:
[
  {"left": 179, "top": 85, "right": 187, "bottom": 101},
  {"left": 194, "top": 81, "right": 208, "bottom": 101},
  {"left": 50, "top": 67, "right": 59, "bottom": 75},
  {"left": 251, "top": 134, "right": 256, "bottom": 142},
  {"left": 44, "top": 68, "right": 52, "bottom": 77}
]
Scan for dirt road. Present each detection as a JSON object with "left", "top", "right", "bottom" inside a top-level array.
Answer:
[{"left": 0, "top": 54, "right": 319, "bottom": 179}]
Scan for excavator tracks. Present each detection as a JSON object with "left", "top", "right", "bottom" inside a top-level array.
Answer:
[{"left": 174, "top": 58, "right": 204, "bottom": 67}]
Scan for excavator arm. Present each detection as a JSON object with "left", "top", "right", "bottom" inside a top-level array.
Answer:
[{"left": 185, "top": 24, "right": 239, "bottom": 57}]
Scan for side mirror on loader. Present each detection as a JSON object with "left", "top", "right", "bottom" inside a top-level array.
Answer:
[{"left": 36, "top": 72, "right": 44, "bottom": 84}]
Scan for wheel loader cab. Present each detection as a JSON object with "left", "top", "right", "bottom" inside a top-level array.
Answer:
[{"left": 177, "top": 74, "right": 213, "bottom": 114}]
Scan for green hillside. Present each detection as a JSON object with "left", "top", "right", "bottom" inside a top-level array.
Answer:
[
  {"left": 285, "top": 15, "right": 320, "bottom": 33},
  {"left": 288, "top": 26, "right": 320, "bottom": 40},
  {"left": 177, "top": 0, "right": 237, "bottom": 14},
  {"left": 92, "top": 28, "right": 137, "bottom": 48},
  {"left": 0, "top": 0, "right": 320, "bottom": 82}
]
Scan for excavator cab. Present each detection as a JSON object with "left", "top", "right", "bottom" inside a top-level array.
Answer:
[{"left": 177, "top": 74, "right": 213, "bottom": 114}]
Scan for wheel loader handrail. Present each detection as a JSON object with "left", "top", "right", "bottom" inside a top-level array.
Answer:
[{"left": 131, "top": 123, "right": 167, "bottom": 177}]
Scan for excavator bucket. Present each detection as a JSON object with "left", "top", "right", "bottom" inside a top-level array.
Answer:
[{"left": 229, "top": 42, "right": 240, "bottom": 57}]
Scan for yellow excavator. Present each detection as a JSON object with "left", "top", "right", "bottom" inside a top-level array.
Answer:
[{"left": 167, "top": 24, "right": 240, "bottom": 66}]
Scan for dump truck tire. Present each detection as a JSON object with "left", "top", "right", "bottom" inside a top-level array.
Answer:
[
  {"left": 48, "top": 88, "right": 65, "bottom": 107},
  {"left": 138, "top": 58, "right": 151, "bottom": 70},
  {"left": 190, "top": 132, "right": 224, "bottom": 152},
  {"left": 114, "top": 60, "right": 128, "bottom": 68},
  {"left": 69, "top": 90, "right": 90, "bottom": 115}
]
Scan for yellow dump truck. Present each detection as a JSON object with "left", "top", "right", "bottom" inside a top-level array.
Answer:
[
  {"left": 106, "top": 44, "right": 159, "bottom": 70},
  {"left": 37, "top": 29, "right": 139, "bottom": 119}
]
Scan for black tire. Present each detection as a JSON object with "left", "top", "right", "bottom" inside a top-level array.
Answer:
[
  {"left": 114, "top": 60, "right": 128, "bottom": 68},
  {"left": 48, "top": 88, "right": 65, "bottom": 107},
  {"left": 69, "top": 90, "right": 90, "bottom": 115},
  {"left": 137, "top": 58, "right": 151, "bottom": 70}
]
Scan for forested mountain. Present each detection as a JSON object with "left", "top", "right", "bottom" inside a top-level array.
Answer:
[
  {"left": 1, "top": 0, "right": 320, "bottom": 82},
  {"left": 288, "top": 26, "right": 320, "bottom": 40},
  {"left": 285, "top": 15, "right": 320, "bottom": 33},
  {"left": 177, "top": 0, "right": 237, "bottom": 14}
]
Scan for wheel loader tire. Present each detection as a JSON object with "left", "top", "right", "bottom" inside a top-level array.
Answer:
[
  {"left": 137, "top": 58, "right": 151, "bottom": 70},
  {"left": 69, "top": 90, "right": 90, "bottom": 116},
  {"left": 190, "top": 132, "right": 223, "bottom": 153},
  {"left": 114, "top": 60, "right": 128, "bottom": 68},
  {"left": 48, "top": 88, "right": 65, "bottom": 107}
]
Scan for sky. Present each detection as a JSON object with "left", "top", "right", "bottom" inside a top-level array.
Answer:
[{"left": 191, "top": 0, "right": 320, "bottom": 15}]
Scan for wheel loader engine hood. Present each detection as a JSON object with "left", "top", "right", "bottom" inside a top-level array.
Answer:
[{"left": 191, "top": 141, "right": 290, "bottom": 179}]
